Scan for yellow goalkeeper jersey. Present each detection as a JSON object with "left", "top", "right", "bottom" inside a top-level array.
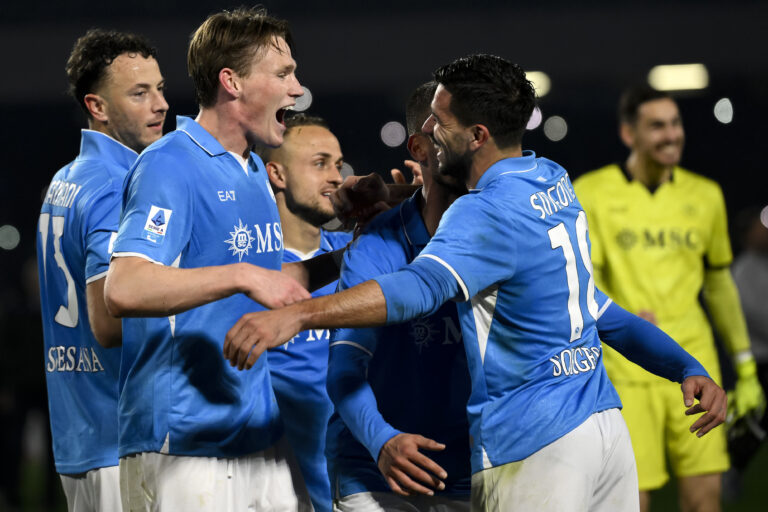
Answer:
[{"left": 574, "top": 164, "right": 732, "bottom": 384}]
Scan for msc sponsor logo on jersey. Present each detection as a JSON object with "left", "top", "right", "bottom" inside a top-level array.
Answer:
[
  {"left": 224, "top": 218, "right": 283, "bottom": 261},
  {"left": 550, "top": 344, "right": 601, "bottom": 377},
  {"left": 410, "top": 315, "right": 462, "bottom": 354},
  {"left": 143, "top": 205, "right": 172, "bottom": 242},
  {"left": 44, "top": 180, "right": 82, "bottom": 209},
  {"left": 614, "top": 227, "right": 702, "bottom": 251},
  {"left": 46, "top": 346, "right": 105, "bottom": 373}
]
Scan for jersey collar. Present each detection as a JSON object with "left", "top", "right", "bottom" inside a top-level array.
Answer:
[
  {"left": 399, "top": 190, "right": 430, "bottom": 249},
  {"left": 175, "top": 115, "right": 228, "bottom": 157},
  {"left": 474, "top": 150, "right": 538, "bottom": 190},
  {"left": 79, "top": 129, "right": 138, "bottom": 170}
]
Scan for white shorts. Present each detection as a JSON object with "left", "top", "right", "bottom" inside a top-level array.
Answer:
[
  {"left": 334, "top": 491, "right": 470, "bottom": 512},
  {"left": 471, "top": 408, "right": 639, "bottom": 512},
  {"left": 60, "top": 465, "right": 121, "bottom": 512},
  {"left": 120, "top": 437, "right": 310, "bottom": 511}
]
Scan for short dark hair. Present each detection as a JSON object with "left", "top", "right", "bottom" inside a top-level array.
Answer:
[
  {"left": 618, "top": 86, "right": 673, "bottom": 125},
  {"left": 254, "top": 113, "right": 329, "bottom": 162},
  {"left": 65, "top": 29, "right": 157, "bottom": 116},
  {"left": 433, "top": 54, "right": 535, "bottom": 148},
  {"left": 188, "top": 6, "right": 294, "bottom": 108},
  {"left": 405, "top": 81, "right": 437, "bottom": 136}
]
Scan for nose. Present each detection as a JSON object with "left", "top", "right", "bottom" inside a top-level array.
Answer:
[
  {"left": 422, "top": 114, "right": 436, "bottom": 135},
  {"left": 153, "top": 90, "right": 169, "bottom": 113},
  {"left": 289, "top": 74, "right": 303, "bottom": 98},
  {"left": 329, "top": 166, "right": 343, "bottom": 187}
]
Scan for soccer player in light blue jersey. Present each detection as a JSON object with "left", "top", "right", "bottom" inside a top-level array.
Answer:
[
  {"left": 223, "top": 55, "right": 727, "bottom": 512},
  {"left": 37, "top": 29, "right": 167, "bottom": 511},
  {"left": 256, "top": 114, "right": 350, "bottom": 512},
  {"left": 104, "top": 8, "right": 341, "bottom": 512},
  {"left": 326, "top": 82, "right": 472, "bottom": 512}
]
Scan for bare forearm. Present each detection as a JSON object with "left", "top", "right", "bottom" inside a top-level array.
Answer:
[
  {"left": 297, "top": 280, "right": 387, "bottom": 331},
  {"left": 105, "top": 256, "right": 244, "bottom": 317},
  {"left": 87, "top": 278, "right": 122, "bottom": 348}
]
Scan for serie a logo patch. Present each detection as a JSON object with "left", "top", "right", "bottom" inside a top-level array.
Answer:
[{"left": 144, "top": 205, "right": 173, "bottom": 242}]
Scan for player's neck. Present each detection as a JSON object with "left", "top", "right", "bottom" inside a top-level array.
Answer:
[
  {"left": 278, "top": 200, "right": 322, "bottom": 255},
  {"left": 625, "top": 153, "right": 672, "bottom": 189},
  {"left": 467, "top": 144, "right": 522, "bottom": 190},
  {"left": 196, "top": 107, "right": 250, "bottom": 159}
]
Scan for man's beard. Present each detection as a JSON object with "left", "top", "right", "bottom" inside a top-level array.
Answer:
[
  {"left": 285, "top": 191, "right": 336, "bottom": 228},
  {"left": 437, "top": 146, "right": 471, "bottom": 186}
]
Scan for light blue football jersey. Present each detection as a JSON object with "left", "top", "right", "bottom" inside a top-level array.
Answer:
[
  {"left": 37, "top": 130, "right": 134, "bottom": 474},
  {"left": 327, "top": 193, "right": 472, "bottom": 498},
  {"left": 113, "top": 116, "right": 284, "bottom": 458},
  {"left": 376, "top": 152, "right": 622, "bottom": 474},
  {"left": 268, "top": 229, "right": 351, "bottom": 512}
]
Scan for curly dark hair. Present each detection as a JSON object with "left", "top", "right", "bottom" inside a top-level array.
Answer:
[
  {"left": 434, "top": 54, "right": 535, "bottom": 149},
  {"left": 65, "top": 29, "right": 157, "bottom": 116}
]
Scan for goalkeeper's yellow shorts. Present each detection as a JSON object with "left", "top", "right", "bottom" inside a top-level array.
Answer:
[{"left": 616, "top": 379, "right": 729, "bottom": 490}]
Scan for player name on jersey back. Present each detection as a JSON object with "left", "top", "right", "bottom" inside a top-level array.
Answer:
[
  {"left": 44, "top": 179, "right": 83, "bottom": 209},
  {"left": 529, "top": 173, "right": 578, "bottom": 219},
  {"left": 46, "top": 345, "right": 105, "bottom": 373}
]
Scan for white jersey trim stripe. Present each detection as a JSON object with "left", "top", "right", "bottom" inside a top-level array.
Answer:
[
  {"left": 168, "top": 253, "right": 181, "bottom": 337},
  {"left": 596, "top": 298, "right": 613, "bottom": 319},
  {"left": 415, "top": 254, "right": 469, "bottom": 302},
  {"left": 85, "top": 270, "right": 108, "bottom": 284},
  {"left": 481, "top": 446, "right": 493, "bottom": 470},
  {"left": 111, "top": 252, "right": 164, "bottom": 265},
  {"left": 329, "top": 340, "right": 374, "bottom": 358},
  {"left": 179, "top": 129, "right": 215, "bottom": 157},
  {"left": 471, "top": 285, "right": 499, "bottom": 364}
]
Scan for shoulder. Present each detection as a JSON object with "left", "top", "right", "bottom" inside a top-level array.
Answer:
[
  {"left": 322, "top": 230, "right": 354, "bottom": 251},
  {"left": 674, "top": 167, "right": 723, "bottom": 196},
  {"left": 573, "top": 164, "right": 623, "bottom": 189}
]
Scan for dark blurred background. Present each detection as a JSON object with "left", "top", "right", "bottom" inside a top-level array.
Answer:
[{"left": 1, "top": 1, "right": 766, "bottom": 510}]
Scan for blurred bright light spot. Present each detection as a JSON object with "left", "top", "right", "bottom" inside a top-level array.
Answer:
[
  {"left": 380, "top": 121, "right": 407, "bottom": 147},
  {"left": 293, "top": 86, "right": 313, "bottom": 112},
  {"left": 0, "top": 225, "right": 20, "bottom": 250},
  {"left": 760, "top": 206, "right": 768, "bottom": 229},
  {"left": 648, "top": 64, "right": 709, "bottom": 91},
  {"left": 526, "top": 71, "right": 551, "bottom": 97},
  {"left": 526, "top": 107, "right": 543, "bottom": 130},
  {"left": 340, "top": 162, "right": 355, "bottom": 179},
  {"left": 543, "top": 116, "right": 568, "bottom": 142},
  {"left": 714, "top": 98, "right": 733, "bottom": 124}
]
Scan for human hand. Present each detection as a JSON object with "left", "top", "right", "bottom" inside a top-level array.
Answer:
[
  {"left": 331, "top": 174, "right": 391, "bottom": 231},
  {"left": 224, "top": 308, "right": 302, "bottom": 370},
  {"left": 727, "top": 357, "right": 766, "bottom": 422},
  {"left": 239, "top": 264, "right": 311, "bottom": 308},
  {"left": 681, "top": 375, "right": 728, "bottom": 437},
  {"left": 377, "top": 433, "right": 447, "bottom": 496},
  {"left": 390, "top": 160, "right": 423, "bottom": 186}
]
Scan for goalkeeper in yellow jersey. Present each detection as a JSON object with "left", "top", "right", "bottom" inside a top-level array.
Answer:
[{"left": 574, "top": 86, "right": 765, "bottom": 512}]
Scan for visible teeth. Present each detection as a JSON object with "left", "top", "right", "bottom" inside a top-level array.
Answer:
[{"left": 285, "top": 106, "right": 294, "bottom": 111}]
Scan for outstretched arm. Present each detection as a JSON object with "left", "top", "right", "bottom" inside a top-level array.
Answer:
[
  {"left": 597, "top": 300, "right": 727, "bottom": 436},
  {"left": 105, "top": 256, "right": 310, "bottom": 318}
]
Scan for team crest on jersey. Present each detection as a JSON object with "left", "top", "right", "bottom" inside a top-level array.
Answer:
[
  {"left": 225, "top": 219, "right": 254, "bottom": 261},
  {"left": 615, "top": 229, "right": 637, "bottom": 250},
  {"left": 410, "top": 318, "right": 437, "bottom": 354},
  {"left": 144, "top": 205, "right": 172, "bottom": 241}
]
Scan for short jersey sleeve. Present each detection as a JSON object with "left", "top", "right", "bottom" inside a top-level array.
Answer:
[
  {"left": 706, "top": 183, "right": 733, "bottom": 269},
  {"left": 113, "top": 151, "right": 194, "bottom": 265},
  {"left": 418, "top": 193, "right": 518, "bottom": 300},
  {"left": 83, "top": 181, "right": 122, "bottom": 282}
]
